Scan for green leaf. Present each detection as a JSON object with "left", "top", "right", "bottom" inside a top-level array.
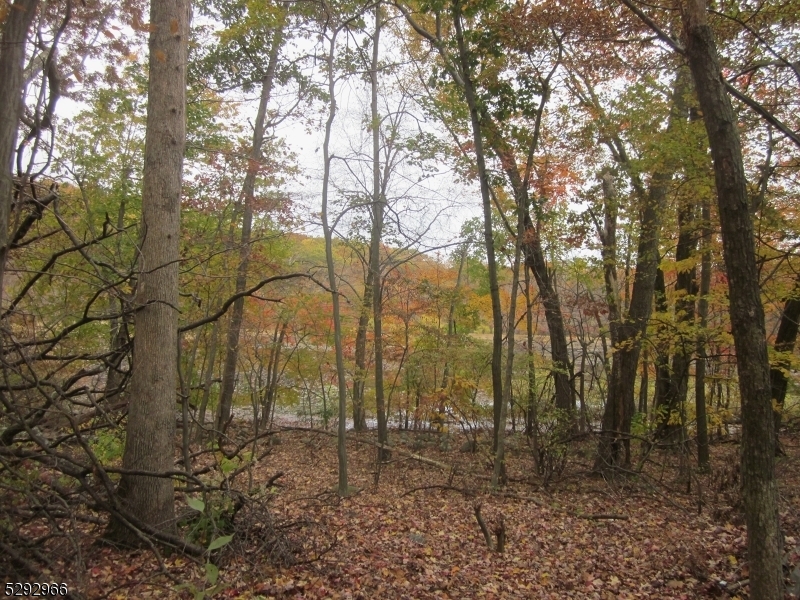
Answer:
[
  {"left": 187, "top": 497, "right": 205, "bottom": 512},
  {"left": 207, "top": 534, "right": 233, "bottom": 552},
  {"left": 205, "top": 562, "right": 219, "bottom": 586}
]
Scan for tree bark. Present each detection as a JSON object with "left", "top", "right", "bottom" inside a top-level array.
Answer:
[
  {"left": 695, "top": 199, "right": 711, "bottom": 468},
  {"left": 369, "top": 3, "right": 390, "bottom": 462},
  {"left": 451, "top": 0, "right": 504, "bottom": 452},
  {"left": 597, "top": 170, "right": 621, "bottom": 349},
  {"left": 769, "top": 277, "right": 800, "bottom": 447},
  {"left": 196, "top": 319, "right": 219, "bottom": 442},
  {"left": 524, "top": 267, "right": 539, "bottom": 463},
  {"left": 109, "top": 0, "right": 190, "bottom": 542},
  {"left": 216, "top": 28, "right": 283, "bottom": 437},
  {"left": 652, "top": 267, "right": 671, "bottom": 413},
  {"left": 595, "top": 173, "right": 665, "bottom": 469},
  {"left": 492, "top": 182, "right": 524, "bottom": 487},
  {"left": 682, "top": 1, "right": 782, "bottom": 596},
  {"left": 656, "top": 201, "right": 697, "bottom": 443},
  {"left": 351, "top": 270, "right": 372, "bottom": 432},
  {"left": 320, "top": 20, "right": 349, "bottom": 496},
  {"left": 0, "top": 0, "right": 39, "bottom": 305}
]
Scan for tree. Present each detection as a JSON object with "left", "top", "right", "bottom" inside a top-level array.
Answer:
[
  {"left": 318, "top": 0, "right": 367, "bottom": 497},
  {"left": 0, "top": 0, "right": 40, "bottom": 303},
  {"left": 368, "top": 1, "right": 390, "bottom": 461},
  {"left": 592, "top": 65, "right": 691, "bottom": 468},
  {"left": 214, "top": 14, "right": 286, "bottom": 438},
  {"left": 680, "top": 0, "right": 782, "bottom": 595},
  {"left": 109, "top": 0, "right": 190, "bottom": 541},
  {"left": 399, "top": 0, "right": 505, "bottom": 451}
]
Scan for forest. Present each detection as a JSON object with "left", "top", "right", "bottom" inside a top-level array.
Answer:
[{"left": 1, "top": 0, "right": 800, "bottom": 598}]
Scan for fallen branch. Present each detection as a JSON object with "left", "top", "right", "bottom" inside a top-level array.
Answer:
[
  {"left": 401, "top": 484, "right": 475, "bottom": 498},
  {"left": 278, "top": 426, "right": 453, "bottom": 471},
  {"left": 575, "top": 513, "right": 629, "bottom": 521},
  {"left": 474, "top": 502, "right": 493, "bottom": 550},
  {"left": 723, "top": 579, "right": 748, "bottom": 594},
  {"left": 266, "top": 471, "right": 285, "bottom": 488}
]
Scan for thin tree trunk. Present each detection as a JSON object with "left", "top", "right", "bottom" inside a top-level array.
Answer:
[
  {"left": 524, "top": 219, "right": 573, "bottom": 415},
  {"left": 652, "top": 267, "right": 671, "bottom": 420},
  {"left": 442, "top": 242, "right": 468, "bottom": 389},
  {"left": 452, "top": 0, "right": 504, "bottom": 452},
  {"left": 493, "top": 201, "right": 523, "bottom": 487},
  {"left": 695, "top": 199, "right": 711, "bottom": 469},
  {"left": 320, "top": 22, "right": 349, "bottom": 496},
  {"left": 525, "top": 267, "right": 538, "bottom": 447},
  {"left": 488, "top": 125, "right": 572, "bottom": 422},
  {"left": 597, "top": 170, "right": 621, "bottom": 349},
  {"left": 638, "top": 346, "right": 649, "bottom": 417},
  {"left": 0, "top": 0, "right": 39, "bottom": 304},
  {"left": 682, "top": 1, "right": 782, "bottom": 595},
  {"left": 109, "top": 0, "right": 189, "bottom": 542},
  {"left": 657, "top": 198, "right": 698, "bottom": 442},
  {"left": 351, "top": 270, "right": 372, "bottom": 432},
  {"left": 369, "top": 3, "right": 389, "bottom": 462},
  {"left": 262, "top": 320, "right": 287, "bottom": 430},
  {"left": 216, "top": 28, "right": 283, "bottom": 437},
  {"left": 196, "top": 319, "right": 219, "bottom": 442}
]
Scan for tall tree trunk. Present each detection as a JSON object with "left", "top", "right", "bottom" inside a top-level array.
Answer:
[
  {"left": 682, "top": 1, "right": 782, "bottom": 596},
  {"left": 493, "top": 197, "right": 524, "bottom": 487},
  {"left": 695, "top": 199, "right": 711, "bottom": 468},
  {"left": 524, "top": 267, "right": 538, "bottom": 458},
  {"left": 524, "top": 215, "right": 573, "bottom": 415},
  {"left": 320, "top": 23, "right": 349, "bottom": 497},
  {"left": 109, "top": 0, "right": 189, "bottom": 542},
  {"left": 490, "top": 144, "right": 573, "bottom": 420},
  {"left": 0, "top": 0, "right": 39, "bottom": 304},
  {"left": 369, "top": 3, "right": 389, "bottom": 461},
  {"left": 452, "top": 0, "right": 504, "bottom": 452},
  {"left": 596, "top": 175, "right": 665, "bottom": 469},
  {"left": 597, "top": 170, "right": 621, "bottom": 349},
  {"left": 216, "top": 28, "right": 283, "bottom": 437},
  {"left": 351, "top": 270, "right": 372, "bottom": 432},
  {"left": 652, "top": 267, "right": 671, "bottom": 412}
]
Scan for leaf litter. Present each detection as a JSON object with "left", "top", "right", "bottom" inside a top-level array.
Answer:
[{"left": 47, "top": 427, "right": 800, "bottom": 599}]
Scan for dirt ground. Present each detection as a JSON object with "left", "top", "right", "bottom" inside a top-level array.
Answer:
[{"left": 32, "top": 425, "right": 800, "bottom": 599}]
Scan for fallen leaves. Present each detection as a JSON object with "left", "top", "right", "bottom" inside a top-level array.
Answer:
[{"left": 45, "top": 427, "right": 800, "bottom": 599}]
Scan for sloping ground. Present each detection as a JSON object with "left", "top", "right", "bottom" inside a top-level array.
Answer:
[{"left": 41, "top": 428, "right": 800, "bottom": 598}]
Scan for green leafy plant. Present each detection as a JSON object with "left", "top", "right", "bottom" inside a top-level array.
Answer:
[
  {"left": 89, "top": 428, "right": 125, "bottom": 464},
  {"left": 176, "top": 498, "right": 234, "bottom": 599}
]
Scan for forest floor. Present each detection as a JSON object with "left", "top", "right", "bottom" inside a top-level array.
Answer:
[{"left": 26, "top": 424, "right": 800, "bottom": 599}]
